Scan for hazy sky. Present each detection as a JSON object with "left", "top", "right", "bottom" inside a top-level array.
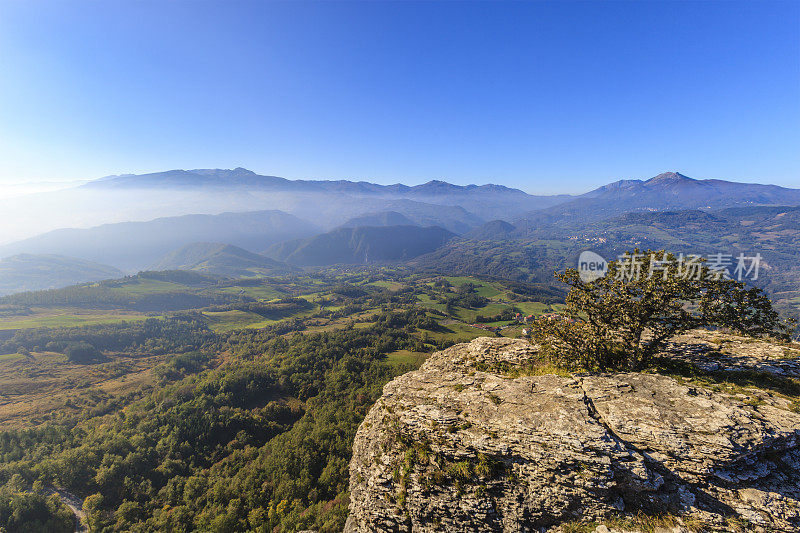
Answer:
[{"left": 0, "top": 1, "right": 798, "bottom": 194}]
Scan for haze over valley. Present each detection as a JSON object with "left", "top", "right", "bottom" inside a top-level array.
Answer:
[{"left": 2, "top": 169, "right": 798, "bottom": 299}]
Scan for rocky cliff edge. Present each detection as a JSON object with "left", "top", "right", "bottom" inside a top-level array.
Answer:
[{"left": 345, "top": 335, "right": 800, "bottom": 532}]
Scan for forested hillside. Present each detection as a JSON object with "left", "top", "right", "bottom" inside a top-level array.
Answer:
[{"left": 0, "top": 270, "right": 564, "bottom": 531}]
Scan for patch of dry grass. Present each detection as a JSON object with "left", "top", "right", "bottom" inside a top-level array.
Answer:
[{"left": 0, "top": 351, "right": 164, "bottom": 428}]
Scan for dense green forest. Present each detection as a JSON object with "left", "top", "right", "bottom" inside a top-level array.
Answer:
[
  {"left": 0, "top": 480, "right": 75, "bottom": 532},
  {"left": 0, "top": 270, "right": 557, "bottom": 532},
  {"left": 0, "top": 312, "right": 429, "bottom": 531}
]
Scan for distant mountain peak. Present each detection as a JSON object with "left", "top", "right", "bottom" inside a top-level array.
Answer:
[
  {"left": 189, "top": 167, "right": 254, "bottom": 173},
  {"left": 645, "top": 172, "right": 694, "bottom": 184},
  {"left": 586, "top": 172, "right": 701, "bottom": 198}
]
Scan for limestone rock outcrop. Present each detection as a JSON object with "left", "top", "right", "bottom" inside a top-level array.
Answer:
[{"left": 345, "top": 336, "right": 800, "bottom": 532}]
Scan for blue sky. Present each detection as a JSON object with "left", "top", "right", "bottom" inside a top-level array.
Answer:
[{"left": 0, "top": 1, "right": 798, "bottom": 194}]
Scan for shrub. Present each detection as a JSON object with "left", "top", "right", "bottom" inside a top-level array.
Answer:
[{"left": 64, "top": 341, "right": 102, "bottom": 363}]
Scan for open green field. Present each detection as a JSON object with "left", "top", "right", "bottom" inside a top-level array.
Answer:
[
  {"left": 384, "top": 350, "right": 428, "bottom": 368},
  {"left": 0, "top": 308, "right": 152, "bottom": 331},
  {"left": 444, "top": 276, "right": 502, "bottom": 298},
  {"left": 0, "top": 271, "right": 565, "bottom": 348},
  {"left": 425, "top": 322, "right": 490, "bottom": 344},
  {"left": 202, "top": 310, "right": 275, "bottom": 332},
  {"left": 106, "top": 278, "right": 191, "bottom": 295},
  {"left": 213, "top": 285, "right": 286, "bottom": 300},
  {"left": 416, "top": 294, "right": 447, "bottom": 313},
  {"left": 202, "top": 304, "right": 321, "bottom": 333},
  {"left": 513, "top": 301, "right": 552, "bottom": 316},
  {"left": 367, "top": 280, "right": 405, "bottom": 291},
  {"left": 455, "top": 302, "right": 509, "bottom": 323},
  {"left": 413, "top": 274, "right": 568, "bottom": 329}
]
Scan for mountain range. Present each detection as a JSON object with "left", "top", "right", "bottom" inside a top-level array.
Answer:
[
  {"left": 513, "top": 172, "right": 800, "bottom": 233},
  {"left": 0, "top": 167, "right": 566, "bottom": 243},
  {"left": 1, "top": 169, "right": 799, "bottom": 296},
  {"left": 83, "top": 167, "right": 569, "bottom": 221},
  {"left": 410, "top": 203, "right": 800, "bottom": 324}
]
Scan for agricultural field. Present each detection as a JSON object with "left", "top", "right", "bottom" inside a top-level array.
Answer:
[
  {"left": 367, "top": 280, "right": 406, "bottom": 291},
  {"left": 0, "top": 269, "right": 564, "bottom": 367},
  {"left": 201, "top": 310, "right": 275, "bottom": 332},
  {"left": 422, "top": 320, "right": 489, "bottom": 345},
  {"left": 385, "top": 349, "right": 428, "bottom": 368},
  {"left": 212, "top": 284, "right": 287, "bottom": 300},
  {"left": 444, "top": 276, "right": 503, "bottom": 297},
  {"left": 0, "top": 307, "right": 153, "bottom": 331},
  {"left": 104, "top": 277, "right": 190, "bottom": 295}
]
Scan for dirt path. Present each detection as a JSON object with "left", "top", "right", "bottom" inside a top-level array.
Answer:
[{"left": 46, "top": 487, "right": 87, "bottom": 532}]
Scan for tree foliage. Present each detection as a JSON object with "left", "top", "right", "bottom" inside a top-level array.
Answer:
[
  {"left": 0, "top": 478, "right": 74, "bottom": 533},
  {"left": 532, "top": 249, "right": 794, "bottom": 371}
]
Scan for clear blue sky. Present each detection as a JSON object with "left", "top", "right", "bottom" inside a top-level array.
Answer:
[{"left": 0, "top": 1, "right": 798, "bottom": 194}]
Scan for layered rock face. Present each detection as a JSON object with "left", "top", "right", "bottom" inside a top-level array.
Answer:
[{"left": 345, "top": 337, "right": 800, "bottom": 532}]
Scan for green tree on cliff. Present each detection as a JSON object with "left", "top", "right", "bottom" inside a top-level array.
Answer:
[{"left": 532, "top": 249, "right": 795, "bottom": 371}]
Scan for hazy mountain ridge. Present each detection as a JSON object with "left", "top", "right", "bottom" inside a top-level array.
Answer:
[
  {"left": 87, "top": 168, "right": 531, "bottom": 197},
  {"left": 79, "top": 168, "right": 573, "bottom": 221},
  {"left": 3, "top": 170, "right": 799, "bottom": 289},
  {"left": 266, "top": 225, "right": 456, "bottom": 266},
  {"left": 152, "top": 242, "right": 297, "bottom": 277},
  {"left": 584, "top": 172, "right": 800, "bottom": 201},
  {"left": 331, "top": 202, "right": 483, "bottom": 234},
  {"left": 0, "top": 210, "right": 319, "bottom": 272},
  {"left": 0, "top": 254, "right": 123, "bottom": 296},
  {"left": 4, "top": 168, "right": 793, "bottom": 247}
]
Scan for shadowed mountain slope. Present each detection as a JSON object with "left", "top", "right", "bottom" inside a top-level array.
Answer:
[
  {"left": 266, "top": 225, "right": 456, "bottom": 266},
  {"left": 152, "top": 242, "right": 297, "bottom": 277},
  {"left": 339, "top": 211, "right": 417, "bottom": 228},
  {"left": 465, "top": 220, "right": 517, "bottom": 241}
]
